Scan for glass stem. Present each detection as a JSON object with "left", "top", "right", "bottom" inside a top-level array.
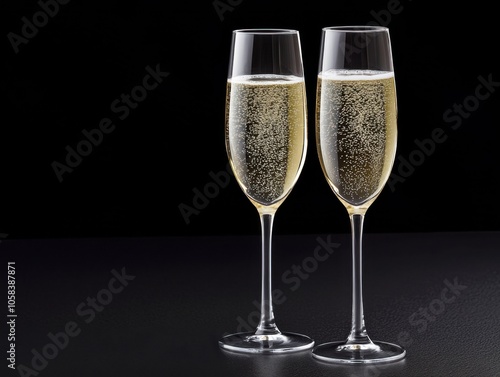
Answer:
[
  {"left": 255, "top": 211, "right": 280, "bottom": 336},
  {"left": 346, "top": 213, "right": 373, "bottom": 345}
]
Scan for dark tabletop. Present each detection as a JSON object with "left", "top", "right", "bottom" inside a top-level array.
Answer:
[{"left": 2, "top": 231, "right": 499, "bottom": 377}]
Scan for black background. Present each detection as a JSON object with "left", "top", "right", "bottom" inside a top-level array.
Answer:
[
  {"left": 3, "top": 0, "right": 500, "bottom": 239},
  {"left": 2, "top": 3, "right": 500, "bottom": 376}
]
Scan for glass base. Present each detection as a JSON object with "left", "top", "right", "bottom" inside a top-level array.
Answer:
[
  {"left": 312, "top": 340, "right": 406, "bottom": 364},
  {"left": 219, "top": 332, "right": 315, "bottom": 354}
]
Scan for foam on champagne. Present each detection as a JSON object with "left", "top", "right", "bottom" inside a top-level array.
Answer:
[{"left": 319, "top": 69, "right": 395, "bottom": 80}]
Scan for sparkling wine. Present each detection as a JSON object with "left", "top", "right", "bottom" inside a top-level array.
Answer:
[
  {"left": 225, "top": 74, "right": 307, "bottom": 209},
  {"left": 316, "top": 69, "right": 397, "bottom": 210}
]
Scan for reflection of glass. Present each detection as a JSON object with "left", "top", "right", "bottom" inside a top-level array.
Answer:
[
  {"left": 221, "top": 346, "right": 314, "bottom": 377},
  {"left": 219, "top": 29, "right": 314, "bottom": 353},
  {"left": 313, "top": 26, "right": 405, "bottom": 363}
]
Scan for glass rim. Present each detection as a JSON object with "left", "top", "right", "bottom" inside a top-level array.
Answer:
[
  {"left": 322, "top": 25, "right": 389, "bottom": 33},
  {"left": 233, "top": 28, "right": 299, "bottom": 35}
]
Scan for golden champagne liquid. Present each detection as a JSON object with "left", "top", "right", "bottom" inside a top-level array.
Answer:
[
  {"left": 225, "top": 75, "right": 307, "bottom": 210},
  {"left": 316, "top": 70, "right": 397, "bottom": 212}
]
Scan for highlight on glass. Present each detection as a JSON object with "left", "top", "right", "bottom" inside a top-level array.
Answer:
[{"left": 219, "top": 29, "right": 314, "bottom": 354}]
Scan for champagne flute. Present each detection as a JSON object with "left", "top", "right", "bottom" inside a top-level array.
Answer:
[
  {"left": 312, "top": 26, "right": 405, "bottom": 363},
  {"left": 219, "top": 29, "right": 314, "bottom": 353}
]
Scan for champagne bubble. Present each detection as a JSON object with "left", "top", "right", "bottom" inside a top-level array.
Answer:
[
  {"left": 316, "top": 71, "right": 397, "bottom": 206},
  {"left": 226, "top": 75, "right": 307, "bottom": 207}
]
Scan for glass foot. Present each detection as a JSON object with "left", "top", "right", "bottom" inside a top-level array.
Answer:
[
  {"left": 219, "top": 332, "right": 315, "bottom": 354},
  {"left": 312, "top": 340, "right": 406, "bottom": 364}
]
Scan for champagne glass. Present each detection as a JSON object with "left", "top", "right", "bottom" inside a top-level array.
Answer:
[
  {"left": 219, "top": 29, "right": 314, "bottom": 353},
  {"left": 312, "top": 26, "right": 405, "bottom": 363}
]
